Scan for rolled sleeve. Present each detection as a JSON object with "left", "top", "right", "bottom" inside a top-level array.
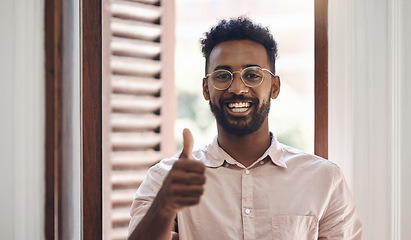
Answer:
[{"left": 127, "top": 157, "right": 177, "bottom": 237}]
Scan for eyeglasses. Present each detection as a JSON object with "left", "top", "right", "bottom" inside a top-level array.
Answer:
[{"left": 205, "top": 66, "right": 277, "bottom": 90}]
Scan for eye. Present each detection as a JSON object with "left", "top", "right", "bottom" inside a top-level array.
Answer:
[
  {"left": 243, "top": 70, "right": 263, "bottom": 81},
  {"left": 215, "top": 72, "right": 231, "bottom": 80},
  {"left": 244, "top": 73, "right": 260, "bottom": 79}
]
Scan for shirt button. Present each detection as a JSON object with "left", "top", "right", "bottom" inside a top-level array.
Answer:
[
  {"left": 245, "top": 169, "right": 250, "bottom": 175},
  {"left": 260, "top": 161, "right": 264, "bottom": 165},
  {"left": 245, "top": 209, "right": 251, "bottom": 214}
]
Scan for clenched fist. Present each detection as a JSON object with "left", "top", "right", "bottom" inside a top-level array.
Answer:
[
  {"left": 129, "top": 129, "right": 207, "bottom": 240},
  {"left": 157, "top": 129, "right": 206, "bottom": 214}
]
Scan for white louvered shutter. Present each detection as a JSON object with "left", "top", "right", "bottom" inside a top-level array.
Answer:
[{"left": 103, "top": 0, "right": 175, "bottom": 239}]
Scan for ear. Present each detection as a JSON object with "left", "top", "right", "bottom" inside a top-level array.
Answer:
[
  {"left": 271, "top": 75, "right": 281, "bottom": 99},
  {"left": 202, "top": 78, "right": 210, "bottom": 100}
]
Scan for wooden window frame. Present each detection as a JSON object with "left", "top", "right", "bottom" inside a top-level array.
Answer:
[
  {"left": 82, "top": 0, "right": 103, "bottom": 239},
  {"left": 45, "top": 0, "right": 62, "bottom": 238},
  {"left": 45, "top": 0, "right": 328, "bottom": 238},
  {"left": 45, "top": 0, "right": 102, "bottom": 239},
  {"left": 315, "top": 0, "right": 328, "bottom": 159}
]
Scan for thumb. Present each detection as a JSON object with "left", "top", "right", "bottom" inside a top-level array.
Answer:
[{"left": 180, "top": 128, "right": 194, "bottom": 160}]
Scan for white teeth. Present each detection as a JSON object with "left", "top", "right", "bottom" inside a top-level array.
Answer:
[
  {"left": 228, "top": 102, "right": 250, "bottom": 108},
  {"left": 231, "top": 107, "right": 248, "bottom": 113},
  {"left": 227, "top": 102, "right": 251, "bottom": 113}
]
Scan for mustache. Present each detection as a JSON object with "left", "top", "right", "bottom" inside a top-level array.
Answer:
[{"left": 220, "top": 95, "right": 259, "bottom": 104}]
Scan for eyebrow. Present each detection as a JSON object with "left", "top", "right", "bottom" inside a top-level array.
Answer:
[{"left": 213, "top": 64, "right": 261, "bottom": 71}]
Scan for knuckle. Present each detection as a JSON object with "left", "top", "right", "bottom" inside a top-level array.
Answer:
[
  {"left": 169, "top": 186, "right": 176, "bottom": 195},
  {"left": 172, "top": 161, "right": 182, "bottom": 168},
  {"left": 200, "top": 175, "right": 206, "bottom": 184}
]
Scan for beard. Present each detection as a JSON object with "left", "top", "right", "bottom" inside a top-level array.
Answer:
[{"left": 209, "top": 94, "right": 271, "bottom": 136}]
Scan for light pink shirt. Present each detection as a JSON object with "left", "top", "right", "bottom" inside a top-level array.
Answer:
[{"left": 129, "top": 135, "right": 362, "bottom": 240}]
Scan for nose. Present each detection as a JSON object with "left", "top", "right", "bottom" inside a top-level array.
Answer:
[{"left": 228, "top": 72, "right": 249, "bottom": 95}]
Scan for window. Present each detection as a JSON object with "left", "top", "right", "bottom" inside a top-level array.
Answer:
[
  {"left": 45, "top": 1, "right": 327, "bottom": 239},
  {"left": 174, "top": 0, "right": 325, "bottom": 155}
]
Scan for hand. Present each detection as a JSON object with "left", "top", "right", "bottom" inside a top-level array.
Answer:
[{"left": 157, "top": 129, "right": 206, "bottom": 214}]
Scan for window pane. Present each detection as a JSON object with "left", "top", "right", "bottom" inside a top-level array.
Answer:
[{"left": 175, "top": 0, "right": 314, "bottom": 153}]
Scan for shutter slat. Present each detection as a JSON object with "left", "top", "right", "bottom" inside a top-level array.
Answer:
[
  {"left": 111, "top": 94, "right": 162, "bottom": 113},
  {"left": 111, "top": 189, "right": 136, "bottom": 206},
  {"left": 111, "top": 19, "right": 161, "bottom": 41},
  {"left": 111, "top": 0, "right": 162, "bottom": 22},
  {"left": 111, "top": 228, "right": 129, "bottom": 240},
  {"left": 111, "top": 37, "right": 161, "bottom": 58},
  {"left": 111, "top": 113, "right": 161, "bottom": 131},
  {"left": 128, "top": 0, "right": 160, "bottom": 5},
  {"left": 112, "top": 150, "right": 161, "bottom": 167},
  {"left": 111, "top": 132, "right": 161, "bottom": 149},
  {"left": 111, "top": 207, "right": 132, "bottom": 229},
  {"left": 111, "top": 207, "right": 131, "bottom": 237},
  {"left": 111, "top": 56, "right": 162, "bottom": 77},
  {"left": 111, "top": 170, "right": 147, "bottom": 188},
  {"left": 111, "top": 75, "right": 162, "bottom": 95}
]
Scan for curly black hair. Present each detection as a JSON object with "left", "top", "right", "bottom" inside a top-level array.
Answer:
[{"left": 200, "top": 17, "right": 278, "bottom": 75}]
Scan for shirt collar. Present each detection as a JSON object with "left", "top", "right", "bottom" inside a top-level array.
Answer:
[{"left": 198, "top": 133, "right": 287, "bottom": 169}]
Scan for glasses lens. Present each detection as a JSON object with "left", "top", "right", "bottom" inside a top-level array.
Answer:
[
  {"left": 210, "top": 70, "right": 232, "bottom": 89},
  {"left": 242, "top": 67, "right": 264, "bottom": 87}
]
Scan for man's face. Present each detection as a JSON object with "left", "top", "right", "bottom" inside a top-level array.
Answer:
[{"left": 202, "top": 40, "right": 280, "bottom": 136}]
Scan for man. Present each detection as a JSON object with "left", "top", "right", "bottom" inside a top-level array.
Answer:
[{"left": 128, "top": 17, "right": 362, "bottom": 240}]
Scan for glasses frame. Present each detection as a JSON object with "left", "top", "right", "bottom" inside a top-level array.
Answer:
[{"left": 204, "top": 66, "right": 277, "bottom": 90}]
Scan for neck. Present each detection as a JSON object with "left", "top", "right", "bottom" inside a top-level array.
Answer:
[{"left": 217, "top": 120, "right": 271, "bottom": 168}]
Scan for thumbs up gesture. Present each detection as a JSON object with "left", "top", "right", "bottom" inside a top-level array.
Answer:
[
  {"left": 180, "top": 128, "right": 195, "bottom": 161},
  {"left": 157, "top": 129, "right": 206, "bottom": 213}
]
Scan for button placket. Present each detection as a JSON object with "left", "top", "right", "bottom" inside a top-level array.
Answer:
[{"left": 241, "top": 168, "right": 255, "bottom": 239}]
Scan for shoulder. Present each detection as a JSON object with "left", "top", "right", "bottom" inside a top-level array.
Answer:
[
  {"left": 145, "top": 155, "right": 179, "bottom": 182},
  {"left": 279, "top": 143, "right": 343, "bottom": 182},
  {"left": 149, "top": 146, "right": 208, "bottom": 177}
]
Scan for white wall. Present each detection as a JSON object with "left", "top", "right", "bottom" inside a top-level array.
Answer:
[
  {"left": 0, "top": 0, "right": 45, "bottom": 239},
  {"left": 329, "top": 0, "right": 411, "bottom": 239}
]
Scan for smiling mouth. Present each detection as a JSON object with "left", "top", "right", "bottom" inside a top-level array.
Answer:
[{"left": 226, "top": 101, "right": 252, "bottom": 113}]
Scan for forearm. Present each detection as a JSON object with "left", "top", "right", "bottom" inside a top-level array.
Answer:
[{"left": 128, "top": 198, "right": 177, "bottom": 240}]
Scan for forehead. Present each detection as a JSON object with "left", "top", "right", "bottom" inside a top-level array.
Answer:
[{"left": 208, "top": 40, "right": 269, "bottom": 71}]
